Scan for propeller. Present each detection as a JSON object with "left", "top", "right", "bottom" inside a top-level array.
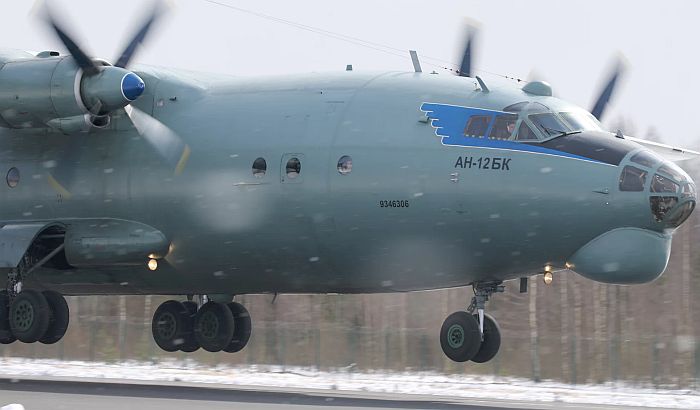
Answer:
[
  {"left": 590, "top": 59, "right": 627, "bottom": 121},
  {"left": 457, "top": 25, "right": 477, "bottom": 78},
  {"left": 41, "top": 1, "right": 189, "bottom": 196}
]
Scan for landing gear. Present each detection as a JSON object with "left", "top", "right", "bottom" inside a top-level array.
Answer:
[
  {"left": 440, "top": 311, "right": 481, "bottom": 362},
  {"left": 39, "top": 290, "right": 70, "bottom": 344},
  {"left": 10, "top": 289, "right": 50, "bottom": 343},
  {"left": 0, "top": 291, "right": 16, "bottom": 344},
  {"left": 194, "top": 301, "right": 234, "bottom": 352},
  {"left": 440, "top": 282, "right": 503, "bottom": 363},
  {"left": 0, "top": 288, "right": 70, "bottom": 345},
  {"left": 151, "top": 297, "right": 252, "bottom": 354},
  {"left": 223, "top": 302, "right": 251, "bottom": 353},
  {"left": 1, "top": 241, "right": 71, "bottom": 345},
  {"left": 152, "top": 300, "right": 196, "bottom": 352}
]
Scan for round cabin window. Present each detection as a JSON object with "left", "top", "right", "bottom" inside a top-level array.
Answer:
[
  {"left": 337, "top": 155, "right": 352, "bottom": 175},
  {"left": 6, "top": 167, "right": 19, "bottom": 188},
  {"left": 286, "top": 157, "right": 301, "bottom": 179},
  {"left": 252, "top": 157, "right": 267, "bottom": 178}
]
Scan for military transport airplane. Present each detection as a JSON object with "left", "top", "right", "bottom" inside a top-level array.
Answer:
[{"left": 0, "top": 4, "right": 696, "bottom": 363}]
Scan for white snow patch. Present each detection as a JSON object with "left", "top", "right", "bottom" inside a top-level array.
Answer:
[{"left": 0, "top": 358, "right": 697, "bottom": 408}]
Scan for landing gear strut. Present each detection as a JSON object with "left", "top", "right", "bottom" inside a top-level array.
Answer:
[
  {"left": 151, "top": 297, "right": 252, "bottom": 353},
  {"left": 440, "top": 282, "right": 503, "bottom": 363}
]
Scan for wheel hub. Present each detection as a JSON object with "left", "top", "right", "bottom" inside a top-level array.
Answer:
[
  {"left": 156, "top": 312, "right": 177, "bottom": 340},
  {"left": 12, "top": 300, "right": 34, "bottom": 332},
  {"left": 200, "top": 311, "right": 219, "bottom": 339},
  {"left": 447, "top": 324, "right": 465, "bottom": 349}
]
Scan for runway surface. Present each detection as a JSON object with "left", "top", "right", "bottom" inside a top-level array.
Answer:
[{"left": 0, "top": 377, "right": 676, "bottom": 410}]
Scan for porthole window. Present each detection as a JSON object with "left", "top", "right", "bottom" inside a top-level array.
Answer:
[
  {"left": 252, "top": 157, "right": 267, "bottom": 178},
  {"left": 6, "top": 167, "right": 19, "bottom": 188},
  {"left": 286, "top": 157, "right": 301, "bottom": 179},
  {"left": 337, "top": 155, "right": 352, "bottom": 175}
]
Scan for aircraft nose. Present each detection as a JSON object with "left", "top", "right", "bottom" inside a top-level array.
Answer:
[{"left": 649, "top": 161, "right": 696, "bottom": 229}]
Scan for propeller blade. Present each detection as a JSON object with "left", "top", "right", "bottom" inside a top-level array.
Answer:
[
  {"left": 458, "top": 25, "right": 477, "bottom": 78},
  {"left": 114, "top": 3, "right": 166, "bottom": 68},
  {"left": 590, "top": 60, "right": 626, "bottom": 121},
  {"left": 47, "top": 135, "right": 90, "bottom": 200},
  {"left": 43, "top": 6, "right": 99, "bottom": 76},
  {"left": 124, "top": 106, "right": 190, "bottom": 175}
]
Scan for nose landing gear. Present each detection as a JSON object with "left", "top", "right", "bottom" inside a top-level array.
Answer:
[
  {"left": 151, "top": 296, "right": 252, "bottom": 354},
  {"left": 440, "top": 282, "right": 503, "bottom": 363}
]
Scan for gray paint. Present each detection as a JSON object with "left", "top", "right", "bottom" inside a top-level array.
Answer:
[{"left": 0, "top": 60, "right": 693, "bottom": 295}]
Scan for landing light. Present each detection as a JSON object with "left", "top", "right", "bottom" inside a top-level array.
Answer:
[
  {"left": 543, "top": 271, "right": 553, "bottom": 285},
  {"left": 148, "top": 259, "right": 158, "bottom": 271}
]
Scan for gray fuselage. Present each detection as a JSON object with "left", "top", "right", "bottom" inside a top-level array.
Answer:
[{"left": 0, "top": 67, "right": 690, "bottom": 295}]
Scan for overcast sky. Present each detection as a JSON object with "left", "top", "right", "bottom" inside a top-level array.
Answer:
[{"left": 2, "top": 0, "right": 698, "bottom": 147}]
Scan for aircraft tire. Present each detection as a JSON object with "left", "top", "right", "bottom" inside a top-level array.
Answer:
[
  {"left": 470, "top": 313, "right": 501, "bottom": 363},
  {"left": 194, "top": 301, "right": 234, "bottom": 352},
  {"left": 39, "top": 290, "right": 70, "bottom": 344},
  {"left": 9, "top": 289, "right": 50, "bottom": 343},
  {"left": 223, "top": 302, "right": 251, "bottom": 353},
  {"left": 178, "top": 301, "right": 200, "bottom": 353},
  {"left": 152, "top": 300, "right": 190, "bottom": 352},
  {"left": 0, "top": 291, "right": 16, "bottom": 344},
  {"left": 440, "top": 311, "right": 481, "bottom": 362}
]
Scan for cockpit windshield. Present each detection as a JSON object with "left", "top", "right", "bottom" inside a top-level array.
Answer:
[
  {"left": 527, "top": 113, "right": 570, "bottom": 138},
  {"left": 559, "top": 111, "right": 602, "bottom": 132}
]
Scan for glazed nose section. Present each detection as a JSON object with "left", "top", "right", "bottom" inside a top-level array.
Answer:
[{"left": 649, "top": 163, "right": 696, "bottom": 228}]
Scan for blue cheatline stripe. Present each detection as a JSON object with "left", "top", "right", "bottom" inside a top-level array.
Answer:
[{"left": 420, "top": 102, "right": 604, "bottom": 164}]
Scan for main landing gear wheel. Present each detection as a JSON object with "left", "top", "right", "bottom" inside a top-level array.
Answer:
[
  {"left": 440, "top": 311, "right": 481, "bottom": 362},
  {"left": 470, "top": 313, "right": 501, "bottom": 364},
  {"left": 194, "top": 301, "right": 234, "bottom": 352},
  {"left": 223, "top": 302, "right": 251, "bottom": 353},
  {"left": 9, "top": 289, "right": 50, "bottom": 343},
  {"left": 0, "top": 291, "right": 16, "bottom": 344},
  {"left": 39, "top": 290, "right": 70, "bottom": 345},
  {"left": 179, "top": 301, "right": 200, "bottom": 353},
  {"left": 152, "top": 300, "right": 192, "bottom": 352}
]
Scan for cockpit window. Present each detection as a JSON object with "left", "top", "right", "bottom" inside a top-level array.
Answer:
[
  {"left": 559, "top": 112, "right": 602, "bottom": 132},
  {"left": 630, "top": 150, "right": 662, "bottom": 168},
  {"left": 658, "top": 163, "right": 690, "bottom": 183},
  {"left": 650, "top": 196, "right": 679, "bottom": 222},
  {"left": 464, "top": 115, "right": 491, "bottom": 137},
  {"left": 528, "top": 113, "right": 569, "bottom": 137},
  {"left": 651, "top": 174, "right": 680, "bottom": 194},
  {"left": 619, "top": 166, "right": 647, "bottom": 192},
  {"left": 666, "top": 201, "right": 696, "bottom": 226},
  {"left": 682, "top": 183, "right": 697, "bottom": 198},
  {"left": 527, "top": 102, "right": 550, "bottom": 113},
  {"left": 488, "top": 114, "right": 518, "bottom": 140},
  {"left": 515, "top": 121, "right": 538, "bottom": 141},
  {"left": 503, "top": 102, "right": 529, "bottom": 112}
]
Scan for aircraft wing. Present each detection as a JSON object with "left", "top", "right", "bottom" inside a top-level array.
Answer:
[{"left": 625, "top": 136, "right": 700, "bottom": 162}]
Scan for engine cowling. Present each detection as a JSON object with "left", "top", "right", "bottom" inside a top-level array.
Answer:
[{"left": 0, "top": 54, "right": 144, "bottom": 132}]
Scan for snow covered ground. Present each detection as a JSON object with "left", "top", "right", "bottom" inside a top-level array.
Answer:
[{"left": 0, "top": 358, "right": 699, "bottom": 408}]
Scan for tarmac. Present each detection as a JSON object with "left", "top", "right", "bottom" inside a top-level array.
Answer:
[{"left": 0, "top": 377, "right": 680, "bottom": 410}]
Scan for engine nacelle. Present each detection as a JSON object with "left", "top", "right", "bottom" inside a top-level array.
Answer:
[{"left": 0, "top": 54, "right": 144, "bottom": 132}]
